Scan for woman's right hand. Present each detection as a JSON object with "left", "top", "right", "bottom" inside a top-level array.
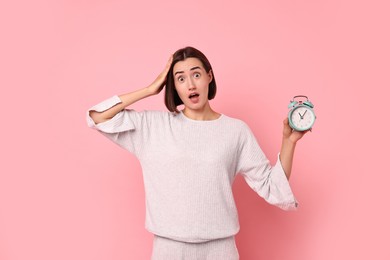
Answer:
[{"left": 147, "top": 55, "right": 173, "bottom": 95}]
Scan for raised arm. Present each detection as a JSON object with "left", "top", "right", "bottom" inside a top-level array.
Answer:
[
  {"left": 279, "top": 118, "right": 308, "bottom": 180},
  {"left": 89, "top": 55, "right": 173, "bottom": 124}
]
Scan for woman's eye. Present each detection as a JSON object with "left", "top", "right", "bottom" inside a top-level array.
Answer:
[
  {"left": 178, "top": 77, "right": 184, "bottom": 82},
  {"left": 194, "top": 73, "right": 201, "bottom": 78}
]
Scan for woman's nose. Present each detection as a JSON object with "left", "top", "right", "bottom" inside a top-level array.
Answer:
[{"left": 188, "top": 78, "right": 196, "bottom": 90}]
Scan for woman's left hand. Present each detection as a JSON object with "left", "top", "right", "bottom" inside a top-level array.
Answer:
[{"left": 282, "top": 118, "right": 308, "bottom": 144}]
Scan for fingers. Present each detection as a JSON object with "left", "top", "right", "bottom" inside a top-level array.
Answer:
[
  {"left": 283, "top": 118, "right": 292, "bottom": 132},
  {"left": 165, "top": 55, "right": 173, "bottom": 70}
]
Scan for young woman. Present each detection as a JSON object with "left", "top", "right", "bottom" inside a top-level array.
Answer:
[{"left": 86, "top": 46, "right": 306, "bottom": 260}]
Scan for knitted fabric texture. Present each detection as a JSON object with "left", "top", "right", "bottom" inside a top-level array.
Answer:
[{"left": 86, "top": 95, "right": 298, "bottom": 243}]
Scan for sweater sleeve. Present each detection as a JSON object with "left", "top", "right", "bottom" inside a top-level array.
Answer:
[
  {"left": 236, "top": 124, "right": 298, "bottom": 211},
  {"left": 86, "top": 95, "right": 146, "bottom": 156}
]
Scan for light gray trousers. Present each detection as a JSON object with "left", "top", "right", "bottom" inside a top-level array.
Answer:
[{"left": 151, "top": 235, "right": 239, "bottom": 260}]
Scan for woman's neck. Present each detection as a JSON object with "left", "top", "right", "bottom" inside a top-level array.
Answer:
[{"left": 182, "top": 104, "right": 220, "bottom": 121}]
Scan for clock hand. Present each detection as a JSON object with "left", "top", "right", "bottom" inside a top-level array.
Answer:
[
  {"left": 298, "top": 112, "right": 303, "bottom": 119},
  {"left": 302, "top": 110, "right": 307, "bottom": 118}
]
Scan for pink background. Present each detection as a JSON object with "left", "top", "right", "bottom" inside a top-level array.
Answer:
[{"left": 1, "top": 0, "right": 389, "bottom": 259}]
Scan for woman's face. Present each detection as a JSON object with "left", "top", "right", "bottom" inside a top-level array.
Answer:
[{"left": 173, "top": 57, "right": 213, "bottom": 112}]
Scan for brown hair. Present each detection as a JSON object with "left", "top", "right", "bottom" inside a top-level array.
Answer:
[{"left": 164, "top": 46, "right": 217, "bottom": 113}]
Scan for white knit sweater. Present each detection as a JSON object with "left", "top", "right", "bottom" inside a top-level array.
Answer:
[{"left": 86, "top": 95, "right": 298, "bottom": 243}]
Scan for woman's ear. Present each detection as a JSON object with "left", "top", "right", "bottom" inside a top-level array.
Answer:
[{"left": 208, "top": 69, "right": 213, "bottom": 83}]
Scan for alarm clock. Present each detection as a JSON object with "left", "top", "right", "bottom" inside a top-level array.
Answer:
[{"left": 288, "top": 95, "right": 316, "bottom": 131}]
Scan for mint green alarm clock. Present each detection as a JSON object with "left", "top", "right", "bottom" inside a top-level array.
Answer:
[{"left": 288, "top": 95, "right": 316, "bottom": 131}]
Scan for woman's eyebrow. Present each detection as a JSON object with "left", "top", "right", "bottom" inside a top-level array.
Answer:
[
  {"left": 190, "top": 66, "right": 201, "bottom": 71},
  {"left": 174, "top": 66, "right": 202, "bottom": 76}
]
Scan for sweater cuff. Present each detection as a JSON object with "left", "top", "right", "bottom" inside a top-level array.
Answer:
[
  {"left": 273, "top": 153, "right": 299, "bottom": 210},
  {"left": 86, "top": 95, "right": 136, "bottom": 133}
]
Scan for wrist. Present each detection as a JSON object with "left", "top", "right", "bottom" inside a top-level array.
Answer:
[
  {"left": 282, "top": 137, "right": 297, "bottom": 147},
  {"left": 145, "top": 85, "right": 158, "bottom": 96}
]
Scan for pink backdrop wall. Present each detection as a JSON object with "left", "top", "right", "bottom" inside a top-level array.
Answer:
[{"left": 1, "top": 0, "right": 389, "bottom": 259}]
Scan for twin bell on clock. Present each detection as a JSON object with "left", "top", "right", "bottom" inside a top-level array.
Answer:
[{"left": 288, "top": 95, "right": 316, "bottom": 131}]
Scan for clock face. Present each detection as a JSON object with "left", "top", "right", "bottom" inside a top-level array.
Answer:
[{"left": 290, "top": 106, "right": 316, "bottom": 131}]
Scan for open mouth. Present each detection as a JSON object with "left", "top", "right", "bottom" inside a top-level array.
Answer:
[{"left": 188, "top": 93, "right": 199, "bottom": 99}]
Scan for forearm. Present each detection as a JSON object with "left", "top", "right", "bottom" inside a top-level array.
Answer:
[
  {"left": 90, "top": 87, "right": 154, "bottom": 124},
  {"left": 279, "top": 138, "right": 296, "bottom": 180},
  {"left": 89, "top": 55, "right": 172, "bottom": 124}
]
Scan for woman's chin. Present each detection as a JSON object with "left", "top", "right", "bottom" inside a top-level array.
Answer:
[{"left": 184, "top": 102, "right": 206, "bottom": 112}]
